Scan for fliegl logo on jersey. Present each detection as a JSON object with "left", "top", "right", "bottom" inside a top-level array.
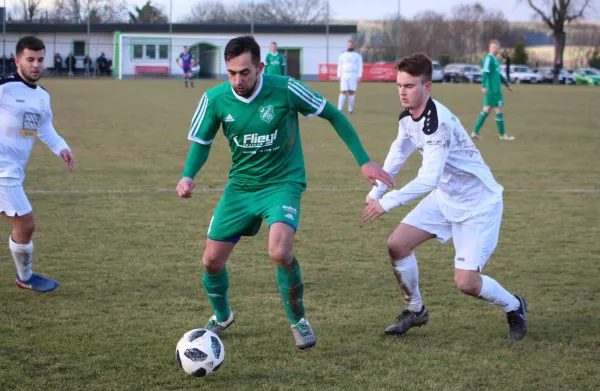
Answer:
[{"left": 233, "top": 129, "right": 278, "bottom": 149}]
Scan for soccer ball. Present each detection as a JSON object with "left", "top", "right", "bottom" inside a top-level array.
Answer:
[{"left": 176, "top": 329, "right": 225, "bottom": 377}]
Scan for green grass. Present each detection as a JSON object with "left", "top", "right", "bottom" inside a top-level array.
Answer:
[{"left": 1, "top": 79, "right": 599, "bottom": 391}]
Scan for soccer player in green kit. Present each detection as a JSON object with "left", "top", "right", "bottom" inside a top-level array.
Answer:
[
  {"left": 264, "top": 42, "right": 285, "bottom": 76},
  {"left": 471, "top": 39, "right": 515, "bottom": 141},
  {"left": 176, "top": 36, "right": 393, "bottom": 350}
]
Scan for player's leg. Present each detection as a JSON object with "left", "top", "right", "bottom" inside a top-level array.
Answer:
[
  {"left": 384, "top": 192, "right": 452, "bottom": 335},
  {"left": 472, "top": 98, "right": 492, "bottom": 138},
  {"left": 263, "top": 184, "right": 315, "bottom": 349},
  {"left": 202, "top": 188, "right": 261, "bottom": 335},
  {"left": 347, "top": 77, "right": 357, "bottom": 114},
  {"left": 202, "top": 238, "right": 237, "bottom": 334},
  {"left": 452, "top": 201, "right": 527, "bottom": 340},
  {"left": 188, "top": 71, "right": 195, "bottom": 88},
  {"left": 1, "top": 185, "right": 58, "bottom": 292},
  {"left": 338, "top": 77, "right": 348, "bottom": 111},
  {"left": 495, "top": 103, "right": 514, "bottom": 140}
]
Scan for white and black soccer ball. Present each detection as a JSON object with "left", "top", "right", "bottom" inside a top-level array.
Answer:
[{"left": 176, "top": 329, "right": 225, "bottom": 377}]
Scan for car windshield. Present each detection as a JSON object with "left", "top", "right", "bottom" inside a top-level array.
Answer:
[
  {"left": 584, "top": 69, "right": 600, "bottom": 76},
  {"left": 433, "top": 64, "right": 441, "bottom": 70}
]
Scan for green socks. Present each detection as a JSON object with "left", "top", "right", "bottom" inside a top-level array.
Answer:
[
  {"left": 276, "top": 258, "right": 305, "bottom": 324},
  {"left": 202, "top": 268, "right": 231, "bottom": 322},
  {"left": 495, "top": 113, "right": 505, "bottom": 136},
  {"left": 473, "top": 111, "right": 489, "bottom": 135}
]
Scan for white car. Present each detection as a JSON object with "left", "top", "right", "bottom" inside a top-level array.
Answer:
[
  {"left": 502, "top": 65, "right": 542, "bottom": 84},
  {"left": 432, "top": 61, "right": 444, "bottom": 82}
]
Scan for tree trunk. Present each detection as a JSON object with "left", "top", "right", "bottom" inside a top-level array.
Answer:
[{"left": 553, "top": 29, "right": 566, "bottom": 84}]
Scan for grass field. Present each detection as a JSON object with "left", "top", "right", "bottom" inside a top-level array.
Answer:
[{"left": 0, "top": 78, "right": 599, "bottom": 391}]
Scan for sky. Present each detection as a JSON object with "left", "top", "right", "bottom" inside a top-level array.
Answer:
[
  {"left": 3, "top": 0, "right": 598, "bottom": 22},
  {"left": 131, "top": 0, "right": 599, "bottom": 23}
]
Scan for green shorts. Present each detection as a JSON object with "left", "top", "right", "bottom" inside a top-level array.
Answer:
[
  {"left": 207, "top": 182, "right": 304, "bottom": 242},
  {"left": 483, "top": 93, "right": 503, "bottom": 108}
]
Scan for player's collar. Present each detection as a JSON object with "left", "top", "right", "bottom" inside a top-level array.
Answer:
[
  {"left": 14, "top": 72, "right": 37, "bottom": 89},
  {"left": 271, "top": 51, "right": 278, "bottom": 55},
  {"left": 231, "top": 74, "right": 263, "bottom": 104}
]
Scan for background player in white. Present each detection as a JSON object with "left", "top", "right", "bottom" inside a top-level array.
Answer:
[
  {"left": 337, "top": 40, "right": 363, "bottom": 114},
  {"left": 362, "top": 53, "right": 527, "bottom": 341},
  {"left": 0, "top": 36, "right": 74, "bottom": 292}
]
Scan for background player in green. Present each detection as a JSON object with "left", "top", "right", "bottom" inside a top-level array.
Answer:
[
  {"left": 264, "top": 41, "right": 285, "bottom": 76},
  {"left": 176, "top": 36, "right": 393, "bottom": 350},
  {"left": 472, "top": 39, "right": 515, "bottom": 141}
]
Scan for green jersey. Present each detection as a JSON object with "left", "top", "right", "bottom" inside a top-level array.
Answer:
[
  {"left": 188, "top": 75, "right": 327, "bottom": 189},
  {"left": 481, "top": 53, "right": 508, "bottom": 94},
  {"left": 265, "top": 52, "right": 286, "bottom": 75}
]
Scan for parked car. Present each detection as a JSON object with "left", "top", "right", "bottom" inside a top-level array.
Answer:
[
  {"left": 502, "top": 65, "right": 543, "bottom": 84},
  {"left": 536, "top": 67, "right": 575, "bottom": 84},
  {"left": 443, "top": 64, "right": 482, "bottom": 83},
  {"left": 432, "top": 61, "right": 444, "bottom": 82},
  {"left": 573, "top": 68, "right": 600, "bottom": 85}
]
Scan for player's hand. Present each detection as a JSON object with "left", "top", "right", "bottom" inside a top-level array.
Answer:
[
  {"left": 365, "top": 195, "right": 375, "bottom": 205},
  {"left": 60, "top": 149, "right": 74, "bottom": 171},
  {"left": 361, "top": 161, "right": 394, "bottom": 188},
  {"left": 177, "top": 177, "right": 195, "bottom": 198},
  {"left": 507, "top": 84, "right": 513, "bottom": 92},
  {"left": 481, "top": 88, "right": 487, "bottom": 94},
  {"left": 357, "top": 77, "right": 361, "bottom": 83},
  {"left": 362, "top": 200, "right": 386, "bottom": 222}
]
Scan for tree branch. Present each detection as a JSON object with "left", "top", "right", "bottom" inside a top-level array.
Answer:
[{"left": 527, "top": 0, "right": 556, "bottom": 28}]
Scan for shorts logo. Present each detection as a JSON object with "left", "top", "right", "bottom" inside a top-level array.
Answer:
[
  {"left": 282, "top": 205, "right": 297, "bottom": 215},
  {"left": 284, "top": 213, "right": 295, "bottom": 220},
  {"left": 259, "top": 105, "right": 275, "bottom": 123}
]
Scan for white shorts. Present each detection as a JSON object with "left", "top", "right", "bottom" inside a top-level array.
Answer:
[
  {"left": 340, "top": 74, "right": 358, "bottom": 92},
  {"left": 402, "top": 191, "right": 503, "bottom": 271},
  {"left": 0, "top": 185, "right": 32, "bottom": 217}
]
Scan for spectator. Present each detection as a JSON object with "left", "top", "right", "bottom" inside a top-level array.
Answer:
[
  {"left": 54, "top": 53, "right": 63, "bottom": 75},
  {"left": 65, "top": 53, "right": 76, "bottom": 76},
  {"left": 8, "top": 53, "right": 15, "bottom": 73},
  {"left": 83, "top": 55, "right": 92, "bottom": 76}
]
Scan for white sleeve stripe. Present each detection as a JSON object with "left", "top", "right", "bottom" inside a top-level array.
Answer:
[
  {"left": 289, "top": 79, "right": 319, "bottom": 100},
  {"left": 306, "top": 98, "right": 327, "bottom": 118},
  {"left": 288, "top": 85, "right": 320, "bottom": 110},
  {"left": 188, "top": 135, "right": 214, "bottom": 145},
  {"left": 288, "top": 84, "right": 322, "bottom": 111},
  {"left": 189, "top": 95, "right": 207, "bottom": 128},
  {"left": 482, "top": 57, "right": 490, "bottom": 73},
  {"left": 189, "top": 95, "right": 209, "bottom": 138}
]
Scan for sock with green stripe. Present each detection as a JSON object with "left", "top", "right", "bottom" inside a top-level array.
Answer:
[
  {"left": 473, "top": 111, "right": 489, "bottom": 134},
  {"left": 202, "top": 268, "right": 231, "bottom": 322}
]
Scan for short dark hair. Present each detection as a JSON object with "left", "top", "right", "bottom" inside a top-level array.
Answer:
[
  {"left": 16, "top": 36, "right": 45, "bottom": 57},
  {"left": 224, "top": 36, "right": 261, "bottom": 66},
  {"left": 395, "top": 52, "right": 433, "bottom": 83}
]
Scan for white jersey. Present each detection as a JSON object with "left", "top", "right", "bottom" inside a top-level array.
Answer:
[
  {"left": 337, "top": 51, "right": 363, "bottom": 77},
  {"left": 0, "top": 74, "right": 69, "bottom": 186},
  {"left": 369, "top": 98, "right": 503, "bottom": 213}
]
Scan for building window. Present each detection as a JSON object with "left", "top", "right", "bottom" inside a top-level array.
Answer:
[
  {"left": 133, "top": 44, "right": 143, "bottom": 59},
  {"left": 159, "top": 45, "right": 169, "bottom": 59},
  {"left": 73, "top": 40, "right": 86, "bottom": 56},
  {"left": 145, "top": 45, "right": 156, "bottom": 59}
]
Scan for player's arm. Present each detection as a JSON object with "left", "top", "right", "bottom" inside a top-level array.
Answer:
[
  {"left": 37, "top": 100, "right": 74, "bottom": 170},
  {"left": 178, "top": 93, "right": 220, "bottom": 198},
  {"left": 375, "top": 123, "right": 452, "bottom": 213},
  {"left": 500, "top": 73, "right": 510, "bottom": 88},
  {"left": 287, "top": 78, "right": 393, "bottom": 186},
  {"left": 337, "top": 54, "right": 343, "bottom": 78},
  {"left": 358, "top": 54, "right": 363, "bottom": 80},
  {"left": 481, "top": 57, "right": 490, "bottom": 91},
  {"left": 367, "top": 123, "right": 416, "bottom": 201}
]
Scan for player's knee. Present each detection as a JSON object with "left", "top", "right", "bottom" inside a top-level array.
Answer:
[
  {"left": 201, "top": 250, "right": 226, "bottom": 274},
  {"left": 14, "top": 214, "right": 35, "bottom": 236},
  {"left": 454, "top": 273, "right": 480, "bottom": 295},
  {"left": 482, "top": 106, "right": 492, "bottom": 113},
  {"left": 386, "top": 236, "right": 411, "bottom": 260},
  {"left": 268, "top": 245, "right": 293, "bottom": 267}
]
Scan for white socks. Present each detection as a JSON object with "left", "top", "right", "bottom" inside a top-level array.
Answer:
[
  {"left": 392, "top": 253, "right": 423, "bottom": 312},
  {"left": 10, "top": 236, "right": 33, "bottom": 281},
  {"left": 348, "top": 95, "right": 356, "bottom": 112},
  {"left": 479, "top": 275, "right": 519, "bottom": 312},
  {"left": 337, "top": 94, "right": 347, "bottom": 111}
]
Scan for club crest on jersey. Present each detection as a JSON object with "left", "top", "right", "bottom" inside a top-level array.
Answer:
[{"left": 259, "top": 105, "right": 275, "bottom": 123}]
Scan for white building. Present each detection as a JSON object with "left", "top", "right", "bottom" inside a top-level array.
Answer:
[{"left": 1, "top": 22, "right": 356, "bottom": 80}]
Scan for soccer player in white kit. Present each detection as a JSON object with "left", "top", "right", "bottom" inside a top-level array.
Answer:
[
  {"left": 0, "top": 36, "right": 74, "bottom": 292},
  {"left": 337, "top": 40, "right": 363, "bottom": 114},
  {"left": 362, "top": 53, "right": 528, "bottom": 341}
]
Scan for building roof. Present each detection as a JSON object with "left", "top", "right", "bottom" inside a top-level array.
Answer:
[{"left": 4, "top": 22, "right": 357, "bottom": 35}]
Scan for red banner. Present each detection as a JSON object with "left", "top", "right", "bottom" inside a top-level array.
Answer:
[{"left": 318, "top": 63, "right": 397, "bottom": 82}]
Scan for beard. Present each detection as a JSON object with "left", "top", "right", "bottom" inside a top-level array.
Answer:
[
  {"left": 235, "top": 78, "right": 258, "bottom": 98},
  {"left": 20, "top": 68, "right": 41, "bottom": 83}
]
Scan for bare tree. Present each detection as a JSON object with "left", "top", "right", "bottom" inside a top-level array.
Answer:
[
  {"left": 49, "top": 0, "right": 129, "bottom": 23},
  {"left": 526, "top": 0, "right": 593, "bottom": 78},
  {"left": 185, "top": 0, "right": 327, "bottom": 24},
  {"left": 129, "top": 0, "right": 168, "bottom": 23},
  {"left": 13, "top": 0, "right": 44, "bottom": 22}
]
